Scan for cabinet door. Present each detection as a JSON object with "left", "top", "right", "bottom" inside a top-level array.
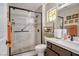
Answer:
[
  {"left": 51, "top": 44, "right": 71, "bottom": 56},
  {"left": 45, "top": 48, "right": 58, "bottom": 56},
  {"left": 47, "top": 42, "right": 52, "bottom": 48}
]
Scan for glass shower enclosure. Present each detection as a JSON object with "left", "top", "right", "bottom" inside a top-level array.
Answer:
[{"left": 9, "top": 6, "right": 42, "bottom": 55}]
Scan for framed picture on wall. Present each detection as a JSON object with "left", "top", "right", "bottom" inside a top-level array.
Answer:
[
  {"left": 72, "top": 14, "right": 78, "bottom": 19},
  {"left": 66, "top": 16, "right": 71, "bottom": 20},
  {"left": 69, "top": 20, "right": 73, "bottom": 23},
  {"left": 65, "top": 21, "right": 68, "bottom": 24},
  {"left": 75, "top": 19, "right": 78, "bottom": 22}
]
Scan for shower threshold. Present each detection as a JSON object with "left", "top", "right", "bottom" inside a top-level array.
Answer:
[{"left": 13, "top": 50, "right": 36, "bottom": 56}]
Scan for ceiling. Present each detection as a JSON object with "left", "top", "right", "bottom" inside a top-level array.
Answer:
[
  {"left": 8, "top": 3, "right": 43, "bottom": 11},
  {"left": 59, "top": 3, "right": 79, "bottom": 11}
]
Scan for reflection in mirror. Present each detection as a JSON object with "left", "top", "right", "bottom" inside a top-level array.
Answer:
[{"left": 58, "top": 3, "right": 79, "bottom": 41}]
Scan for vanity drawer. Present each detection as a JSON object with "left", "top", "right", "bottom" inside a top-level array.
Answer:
[
  {"left": 51, "top": 44, "right": 71, "bottom": 56},
  {"left": 45, "top": 48, "right": 58, "bottom": 56}
]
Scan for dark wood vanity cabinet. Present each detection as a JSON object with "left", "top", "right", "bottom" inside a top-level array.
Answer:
[
  {"left": 45, "top": 41, "right": 79, "bottom": 56},
  {"left": 45, "top": 48, "right": 58, "bottom": 56},
  {"left": 71, "top": 53, "right": 79, "bottom": 56}
]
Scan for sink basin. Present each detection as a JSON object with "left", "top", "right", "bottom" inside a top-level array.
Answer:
[
  {"left": 64, "top": 37, "right": 79, "bottom": 44},
  {"left": 65, "top": 40, "right": 79, "bottom": 44},
  {"left": 72, "top": 37, "right": 79, "bottom": 44},
  {"left": 72, "top": 41, "right": 79, "bottom": 44}
]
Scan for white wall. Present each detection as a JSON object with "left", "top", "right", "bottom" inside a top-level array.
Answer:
[{"left": 0, "top": 3, "right": 8, "bottom": 56}]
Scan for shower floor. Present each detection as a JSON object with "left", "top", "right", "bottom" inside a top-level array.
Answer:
[{"left": 13, "top": 50, "right": 37, "bottom": 56}]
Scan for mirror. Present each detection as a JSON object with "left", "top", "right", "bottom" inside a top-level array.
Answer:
[{"left": 58, "top": 3, "right": 79, "bottom": 40}]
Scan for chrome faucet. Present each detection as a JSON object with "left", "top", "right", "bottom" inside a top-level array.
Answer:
[{"left": 71, "top": 35, "right": 73, "bottom": 41}]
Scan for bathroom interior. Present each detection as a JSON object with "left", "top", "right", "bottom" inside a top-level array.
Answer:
[{"left": 0, "top": 3, "right": 79, "bottom": 56}]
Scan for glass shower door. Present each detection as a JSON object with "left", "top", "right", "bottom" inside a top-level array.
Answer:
[{"left": 11, "top": 9, "right": 37, "bottom": 55}]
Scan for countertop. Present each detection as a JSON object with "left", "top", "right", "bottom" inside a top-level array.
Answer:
[{"left": 45, "top": 37, "right": 79, "bottom": 55}]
